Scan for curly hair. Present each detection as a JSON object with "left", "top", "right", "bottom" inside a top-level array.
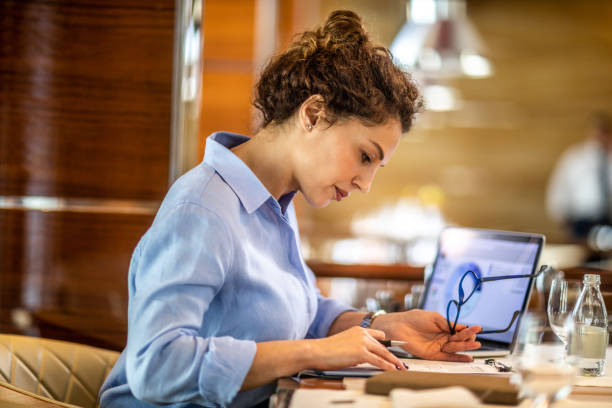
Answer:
[{"left": 253, "top": 10, "right": 423, "bottom": 133}]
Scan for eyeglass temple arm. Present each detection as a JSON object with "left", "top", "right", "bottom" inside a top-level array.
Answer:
[
  {"left": 448, "top": 265, "right": 548, "bottom": 336},
  {"left": 475, "top": 266, "right": 547, "bottom": 334},
  {"left": 479, "top": 310, "right": 521, "bottom": 334},
  {"left": 480, "top": 264, "right": 548, "bottom": 283}
]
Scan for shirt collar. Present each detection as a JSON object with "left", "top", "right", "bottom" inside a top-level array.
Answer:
[{"left": 203, "top": 132, "right": 295, "bottom": 214}]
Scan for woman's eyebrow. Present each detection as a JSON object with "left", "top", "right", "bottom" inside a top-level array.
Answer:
[{"left": 369, "top": 140, "right": 385, "bottom": 162}]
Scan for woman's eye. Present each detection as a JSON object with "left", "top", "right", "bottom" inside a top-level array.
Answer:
[{"left": 361, "top": 152, "right": 372, "bottom": 164}]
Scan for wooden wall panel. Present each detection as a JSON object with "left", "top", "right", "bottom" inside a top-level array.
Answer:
[
  {"left": 200, "top": 71, "right": 254, "bottom": 139},
  {"left": 0, "top": 210, "right": 154, "bottom": 350},
  {"left": 198, "top": 0, "right": 256, "bottom": 152},
  {"left": 0, "top": 0, "right": 173, "bottom": 200},
  {"left": 202, "top": 0, "right": 256, "bottom": 61},
  {"left": 0, "top": 0, "right": 174, "bottom": 349}
]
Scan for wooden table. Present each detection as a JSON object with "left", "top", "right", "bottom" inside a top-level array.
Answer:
[
  {"left": 274, "top": 349, "right": 612, "bottom": 408},
  {"left": 275, "top": 378, "right": 612, "bottom": 408}
]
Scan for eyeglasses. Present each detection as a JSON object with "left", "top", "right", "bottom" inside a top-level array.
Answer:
[
  {"left": 446, "top": 264, "right": 548, "bottom": 335},
  {"left": 484, "top": 358, "right": 512, "bottom": 372}
]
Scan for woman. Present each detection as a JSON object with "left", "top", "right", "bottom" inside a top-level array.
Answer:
[{"left": 100, "top": 10, "right": 481, "bottom": 408}]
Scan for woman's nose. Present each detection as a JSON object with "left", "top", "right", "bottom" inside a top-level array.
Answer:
[{"left": 353, "top": 168, "right": 377, "bottom": 193}]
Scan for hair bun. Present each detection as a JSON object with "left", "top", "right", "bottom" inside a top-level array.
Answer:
[
  {"left": 254, "top": 9, "right": 422, "bottom": 132},
  {"left": 321, "top": 10, "right": 368, "bottom": 46}
]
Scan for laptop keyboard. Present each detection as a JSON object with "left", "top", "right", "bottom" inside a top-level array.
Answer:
[{"left": 477, "top": 344, "right": 501, "bottom": 351}]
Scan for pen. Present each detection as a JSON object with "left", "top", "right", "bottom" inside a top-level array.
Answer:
[{"left": 378, "top": 339, "right": 408, "bottom": 347}]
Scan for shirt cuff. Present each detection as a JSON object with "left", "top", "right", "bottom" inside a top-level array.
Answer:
[
  {"left": 308, "top": 297, "right": 356, "bottom": 338},
  {"left": 198, "top": 336, "right": 257, "bottom": 405}
]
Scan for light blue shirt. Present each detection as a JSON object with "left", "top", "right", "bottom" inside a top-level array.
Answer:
[{"left": 99, "top": 132, "right": 352, "bottom": 408}]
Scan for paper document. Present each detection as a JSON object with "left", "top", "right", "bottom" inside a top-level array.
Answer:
[
  {"left": 397, "top": 358, "right": 501, "bottom": 374},
  {"left": 347, "top": 358, "right": 501, "bottom": 375},
  {"left": 300, "top": 358, "right": 501, "bottom": 378},
  {"left": 299, "top": 366, "right": 383, "bottom": 378}
]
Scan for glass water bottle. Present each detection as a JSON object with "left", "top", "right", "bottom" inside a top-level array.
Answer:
[{"left": 569, "top": 274, "right": 608, "bottom": 376}]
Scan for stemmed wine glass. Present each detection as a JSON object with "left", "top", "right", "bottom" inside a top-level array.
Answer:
[
  {"left": 547, "top": 278, "right": 581, "bottom": 348},
  {"left": 511, "top": 312, "right": 579, "bottom": 408}
]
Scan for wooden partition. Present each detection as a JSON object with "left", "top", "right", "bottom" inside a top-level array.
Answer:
[
  {"left": 0, "top": 0, "right": 295, "bottom": 351},
  {"left": 198, "top": 0, "right": 257, "bottom": 152},
  {"left": 0, "top": 0, "right": 175, "bottom": 350},
  {"left": 307, "top": 261, "right": 424, "bottom": 281}
]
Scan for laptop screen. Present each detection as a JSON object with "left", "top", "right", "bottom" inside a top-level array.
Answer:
[{"left": 421, "top": 228, "right": 544, "bottom": 344}]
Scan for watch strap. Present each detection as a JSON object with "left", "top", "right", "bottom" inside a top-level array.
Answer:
[
  {"left": 359, "top": 312, "right": 375, "bottom": 328},
  {"left": 360, "top": 310, "right": 386, "bottom": 328}
]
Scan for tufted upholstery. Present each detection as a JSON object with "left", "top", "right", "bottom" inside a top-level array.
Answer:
[{"left": 0, "top": 334, "right": 120, "bottom": 408}]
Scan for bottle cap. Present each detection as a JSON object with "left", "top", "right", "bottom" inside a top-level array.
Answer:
[{"left": 583, "top": 274, "right": 601, "bottom": 284}]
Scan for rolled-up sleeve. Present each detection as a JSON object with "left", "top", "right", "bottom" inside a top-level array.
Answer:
[
  {"left": 303, "top": 259, "right": 355, "bottom": 339},
  {"left": 125, "top": 203, "right": 257, "bottom": 407},
  {"left": 307, "top": 291, "right": 356, "bottom": 338}
]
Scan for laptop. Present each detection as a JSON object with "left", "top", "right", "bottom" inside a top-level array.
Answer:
[{"left": 419, "top": 227, "right": 545, "bottom": 357}]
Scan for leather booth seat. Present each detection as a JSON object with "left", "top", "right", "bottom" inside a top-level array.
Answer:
[{"left": 0, "top": 334, "right": 120, "bottom": 408}]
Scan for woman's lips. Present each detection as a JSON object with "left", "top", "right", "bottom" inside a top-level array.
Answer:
[{"left": 335, "top": 186, "right": 347, "bottom": 201}]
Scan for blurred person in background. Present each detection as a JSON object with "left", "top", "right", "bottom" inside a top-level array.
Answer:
[{"left": 547, "top": 112, "right": 612, "bottom": 249}]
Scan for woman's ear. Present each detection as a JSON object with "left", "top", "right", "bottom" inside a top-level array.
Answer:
[{"left": 299, "top": 95, "right": 325, "bottom": 131}]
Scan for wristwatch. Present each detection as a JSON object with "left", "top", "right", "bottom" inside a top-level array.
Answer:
[{"left": 359, "top": 310, "right": 386, "bottom": 328}]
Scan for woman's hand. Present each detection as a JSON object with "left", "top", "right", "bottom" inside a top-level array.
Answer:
[
  {"left": 371, "top": 310, "right": 481, "bottom": 362},
  {"left": 309, "top": 326, "right": 408, "bottom": 372}
]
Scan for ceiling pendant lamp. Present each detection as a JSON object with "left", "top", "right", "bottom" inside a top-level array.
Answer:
[{"left": 391, "top": 0, "right": 492, "bottom": 79}]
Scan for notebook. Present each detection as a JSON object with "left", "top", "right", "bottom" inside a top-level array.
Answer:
[{"left": 419, "top": 227, "right": 545, "bottom": 357}]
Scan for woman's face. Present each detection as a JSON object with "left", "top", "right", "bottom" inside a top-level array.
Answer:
[{"left": 296, "top": 118, "right": 402, "bottom": 208}]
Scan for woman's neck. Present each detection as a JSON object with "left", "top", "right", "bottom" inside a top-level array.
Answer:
[{"left": 231, "top": 126, "right": 298, "bottom": 200}]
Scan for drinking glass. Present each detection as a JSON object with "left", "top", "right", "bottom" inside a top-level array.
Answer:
[
  {"left": 511, "top": 312, "right": 579, "bottom": 408},
  {"left": 547, "top": 279, "right": 581, "bottom": 347}
]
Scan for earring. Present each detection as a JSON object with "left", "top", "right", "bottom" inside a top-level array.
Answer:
[{"left": 306, "top": 124, "right": 312, "bottom": 130}]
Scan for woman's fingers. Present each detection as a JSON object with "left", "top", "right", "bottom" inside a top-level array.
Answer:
[
  {"left": 364, "top": 347, "right": 408, "bottom": 371},
  {"left": 365, "top": 336, "right": 408, "bottom": 371},
  {"left": 365, "top": 353, "right": 399, "bottom": 371},
  {"left": 453, "top": 323, "right": 467, "bottom": 332},
  {"left": 363, "top": 327, "right": 407, "bottom": 369},
  {"left": 437, "top": 352, "right": 474, "bottom": 362},
  {"left": 449, "top": 326, "right": 480, "bottom": 342},
  {"left": 364, "top": 328, "right": 386, "bottom": 340},
  {"left": 339, "top": 327, "right": 406, "bottom": 371},
  {"left": 359, "top": 329, "right": 407, "bottom": 371},
  {"left": 441, "top": 340, "right": 481, "bottom": 353}
]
